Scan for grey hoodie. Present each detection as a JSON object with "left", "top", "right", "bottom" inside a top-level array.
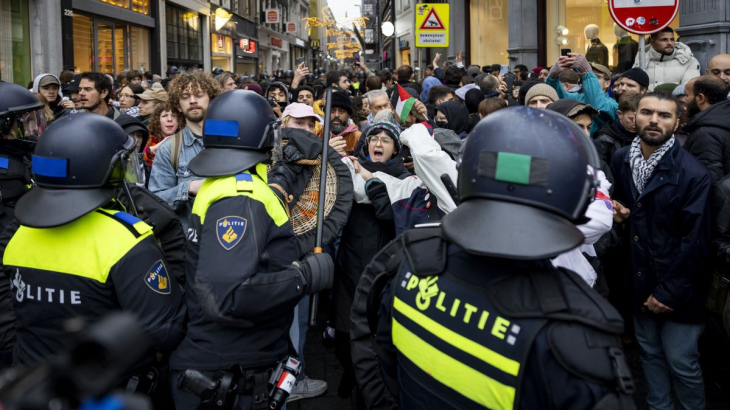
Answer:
[
  {"left": 31, "top": 73, "right": 64, "bottom": 98},
  {"left": 632, "top": 42, "right": 701, "bottom": 91}
]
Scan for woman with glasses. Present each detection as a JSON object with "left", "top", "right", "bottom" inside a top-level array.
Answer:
[
  {"left": 118, "top": 83, "right": 145, "bottom": 118},
  {"left": 332, "top": 120, "right": 410, "bottom": 400}
]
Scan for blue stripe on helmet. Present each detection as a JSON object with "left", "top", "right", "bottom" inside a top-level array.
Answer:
[
  {"left": 32, "top": 155, "right": 68, "bottom": 178},
  {"left": 205, "top": 119, "right": 239, "bottom": 138}
]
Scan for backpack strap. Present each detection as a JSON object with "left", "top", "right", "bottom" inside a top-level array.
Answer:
[{"left": 170, "top": 130, "right": 184, "bottom": 171}]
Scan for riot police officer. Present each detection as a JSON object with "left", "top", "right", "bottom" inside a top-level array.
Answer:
[
  {"left": 351, "top": 107, "right": 636, "bottom": 410},
  {"left": 169, "top": 90, "right": 333, "bottom": 409},
  {"left": 0, "top": 82, "right": 47, "bottom": 367},
  {"left": 0, "top": 113, "right": 186, "bottom": 372},
  {"left": 283, "top": 70, "right": 295, "bottom": 87}
]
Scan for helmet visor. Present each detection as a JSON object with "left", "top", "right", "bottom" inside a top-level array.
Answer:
[
  {"left": 122, "top": 150, "right": 146, "bottom": 187},
  {"left": 3, "top": 108, "right": 46, "bottom": 143}
]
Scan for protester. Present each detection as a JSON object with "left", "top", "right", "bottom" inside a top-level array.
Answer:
[
  {"left": 329, "top": 91, "right": 361, "bottom": 155},
  {"left": 145, "top": 104, "right": 183, "bottom": 166},
  {"left": 707, "top": 53, "right": 730, "bottom": 91},
  {"left": 683, "top": 75, "right": 730, "bottom": 182},
  {"left": 477, "top": 97, "right": 508, "bottom": 118},
  {"left": 136, "top": 88, "right": 168, "bottom": 126},
  {"left": 148, "top": 71, "right": 220, "bottom": 232},
  {"left": 281, "top": 102, "right": 321, "bottom": 136},
  {"left": 594, "top": 94, "right": 640, "bottom": 166},
  {"left": 525, "top": 83, "right": 559, "bottom": 108},
  {"left": 634, "top": 27, "right": 701, "bottom": 90},
  {"left": 31, "top": 73, "right": 68, "bottom": 121},
  {"left": 215, "top": 72, "right": 237, "bottom": 92},
  {"left": 296, "top": 85, "right": 315, "bottom": 106},
  {"left": 611, "top": 92, "right": 711, "bottom": 410},
  {"left": 334, "top": 120, "right": 408, "bottom": 399},
  {"left": 435, "top": 100, "right": 470, "bottom": 138},
  {"left": 118, "top": 83, "right": 144, "bottom": 117}
]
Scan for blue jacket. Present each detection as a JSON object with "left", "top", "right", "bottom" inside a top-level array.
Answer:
[
  {"left": 546, "top": 72, "right": 618, "bottom": 135},
  {"left": 611, "top": 141, "right": 712, "bottom": 323}
]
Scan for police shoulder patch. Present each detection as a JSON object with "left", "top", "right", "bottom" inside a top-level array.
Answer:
[
  {"left": 144, "top": 260, "right": 171, "bottom": 295},
  {"left": 216, "top": 216, "right": 247, "bottom": 250}
]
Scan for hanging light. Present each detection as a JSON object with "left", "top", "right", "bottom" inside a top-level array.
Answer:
[
  {"left": 556, "top": 25, "right": 569, "bottom": 36},
  {"left": 557, "top": 36, "right": 569, "bottom": 45}
]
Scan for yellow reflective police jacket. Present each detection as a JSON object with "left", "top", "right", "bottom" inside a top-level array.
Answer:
[{"left": 0, "top": 208, "right": 186, "bottom": 366}]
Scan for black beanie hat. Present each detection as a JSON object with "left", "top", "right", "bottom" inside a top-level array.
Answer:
[
  {"left": 330, "top": 91, "right": 353, "bottom": 115},
  {"left": 620, "top": 68, "right": 650, "bottom": 89}
]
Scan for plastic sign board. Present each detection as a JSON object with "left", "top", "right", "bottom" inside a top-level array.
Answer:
[
  {"left": 415, "top": 3, "right": 449, "bottom": 47},
  {"left": 608, "top": 0, "right": 679, "bottom": 35},
  {"left": 265, "top": 9, "right": 280, "bottom": 24},
  {"left": 286, "top": 22, "right": 297, "bottom": 33}
]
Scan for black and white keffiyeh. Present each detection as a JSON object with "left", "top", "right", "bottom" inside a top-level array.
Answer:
[{"left": 630, "top": 135, "right": 675, "bottom": 193}]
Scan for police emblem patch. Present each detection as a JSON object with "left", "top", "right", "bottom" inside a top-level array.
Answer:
[
  {"left": 216, "top": 216, "right": 247, "bottom": 250},
  {"left": 144, "top": 260, "right": 171, "bottom": 295}
]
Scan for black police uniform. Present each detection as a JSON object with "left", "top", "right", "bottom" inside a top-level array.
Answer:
[
  {"left": 350, "top": 107, "right": 636, "bottom": 410},
  {"left": 0, "top": 113, "right": 186, "bottom": 376},
  {"left": 169, "top": 90, "right": 332, "bottom": 410},
  {"left": 0, "top": 82, "right": 54, "bottom": 366},
  {"left": 0, "top": 209, "right": 186, "bottom": 367}
]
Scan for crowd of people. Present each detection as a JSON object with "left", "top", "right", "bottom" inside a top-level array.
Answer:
[{"left": 0, "top": 25, "right": 730, "bottom": 409}]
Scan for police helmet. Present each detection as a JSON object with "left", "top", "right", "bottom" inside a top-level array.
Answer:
[
  {"left": 188, "top": 90, "right": 278, "bottom": 177},
  {"left": 0, "top": 82, "right": 47, "bottom": 144},
  {"left": 275, "top": 69, "right": 284, "bottom": 78},
  {"left": 15, "top": 114, "right": 140, "bottom": 228},
  {"left": 284, "top": 70, "right": 295, "bottom": 79},
  {"left": 305, "top": 73, "right": 315, "bottom": 82},
  {"left": 212, "top": 67, "right": 224, "bottom": 76},
  {"left": 356, "top": 71, "right": 366, "bottom": 79},
  {"left": 441, "top": 106, "right": 600, "bottom": 260},
  {"left": 167, "top": 66, "right": 180, "bottom": 75}
]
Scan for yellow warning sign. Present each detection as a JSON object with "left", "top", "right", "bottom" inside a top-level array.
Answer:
[{"left": 415, "top": 3, "right": 449, "bottom": 47}]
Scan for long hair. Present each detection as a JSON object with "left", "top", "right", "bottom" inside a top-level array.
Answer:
[{"left": 33, "top": 93, "right": 54, "bottom": 122}]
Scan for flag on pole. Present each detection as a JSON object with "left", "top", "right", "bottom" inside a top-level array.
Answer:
[{"left": 394, "top": 84, "right": 415, "bottom": 124}]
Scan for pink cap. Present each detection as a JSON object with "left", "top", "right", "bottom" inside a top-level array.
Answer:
[{"left": 281, "top": 103, "right": 322, "bottom": 123}]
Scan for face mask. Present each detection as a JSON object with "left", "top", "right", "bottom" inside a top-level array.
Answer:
[{"left": 435, "top": 121, "right": 448, "bottom": 128}]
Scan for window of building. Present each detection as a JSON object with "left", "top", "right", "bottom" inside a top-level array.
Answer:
[
  {"left": 73, "top": 13, "right": 95, "bottom": 73},
  {"left": 470, "top": 0, "right": 509, "bottom": 66},
  {"left": 166, "top": 5, "right": 202, "bottom": 63},
  {"left": 0, "top": 0, "right": 31, "bottom": 86},
  {"left": 546, "top": 0, "right": 679, "bottom": 73},
  {"left": 98, "top": 0, "right": 150, "bottom": 15}
]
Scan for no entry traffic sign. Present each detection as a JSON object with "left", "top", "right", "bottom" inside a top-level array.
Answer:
[{"left": 608, "top": 0, "right": 679, "bottom": 35}]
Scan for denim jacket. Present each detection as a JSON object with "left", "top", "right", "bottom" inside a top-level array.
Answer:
[{"left": 148, "top": 125, "right": 205, "bottom": 232}]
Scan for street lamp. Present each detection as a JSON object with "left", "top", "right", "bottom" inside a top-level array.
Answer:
[{"left": 381, "top": 22, "right": 395, "bottom": 37}]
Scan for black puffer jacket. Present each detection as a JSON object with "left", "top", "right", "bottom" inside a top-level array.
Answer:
[
  {"left": 711, "top": 174, "right": 730, "bottom": 273},
  {"left": 593, "top": 120, "right": 634, "bottom": 167},
  {"left": 684, "top": 99, "right": 730, "bottom": 183},
  {"left": 333, "top": 155, "right": 409, "bottom": 333}
]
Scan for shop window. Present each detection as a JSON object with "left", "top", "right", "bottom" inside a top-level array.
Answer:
[
  {"left": 73, "top": 14, "right": 94, "bottom": 73},
  {"left": 0, "top": 0, "right": 32, "bottom": 86},
  {"left": 166, "top": 5, "right": 202, "bottom": 63},
  {"left": 470, "top": 0, "right": 509, "bottom": 66},
  {"left": 546, "top": 0, "right": 679, "bottom": 72},
  {"left": 131, "top": 26, "right": 150, "bottom": 72}
]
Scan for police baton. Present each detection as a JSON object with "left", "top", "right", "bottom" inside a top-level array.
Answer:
[{"left": 310, "top": 87, "right": 333, "bottom": 326}]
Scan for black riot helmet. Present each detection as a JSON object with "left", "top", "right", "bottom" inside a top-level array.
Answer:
[
  {"left": 284, "top": 70, "right": 295, "bottom": 79},
  {"left": 188, "top": 90, "right": 278, "bottom": 177},
  {"left": 212, "top": 67, "right": 224, "bottom": 76},
  {"left": 275, "top": 68, "right": 284, "bottom": 79},
  {"left": 15, "top": 114, "right": 141, "bottom": 228},
  {"left": 305, "top": 73, "right": 315, "bottom": 83},
  {"left": 441, "top": 106, "right": 600, "bottom": 260},
  {"left": 0, "top": 82, "right": 47, "bottom": 145},
  {"left": 356, "top": 71, "right": 367, "bottom": 80}
]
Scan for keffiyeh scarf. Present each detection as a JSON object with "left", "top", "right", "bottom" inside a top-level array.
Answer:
[{"left": 630, "top": 135, "right": 675, "bottom": 193}]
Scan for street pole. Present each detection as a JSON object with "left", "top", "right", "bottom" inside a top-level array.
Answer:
[{"left": 639, "top": 35, "right": 646, "bottom": 70}]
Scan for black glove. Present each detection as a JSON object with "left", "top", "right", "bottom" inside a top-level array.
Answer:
[{"left": 298, "top": 253, "right": 334, "bottom": 294}]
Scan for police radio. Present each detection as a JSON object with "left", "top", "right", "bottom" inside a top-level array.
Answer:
[{"left": 268, "top": 356, "right": 301, "bottom": 409}]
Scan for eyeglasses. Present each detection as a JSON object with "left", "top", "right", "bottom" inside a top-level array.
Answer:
[{"left": 367, "top": 135, "right": 394, "bottom": 145}]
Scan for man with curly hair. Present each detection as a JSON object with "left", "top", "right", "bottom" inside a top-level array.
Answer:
[{"left": 149, "top": 71, "right": 220, "bottom": 233}]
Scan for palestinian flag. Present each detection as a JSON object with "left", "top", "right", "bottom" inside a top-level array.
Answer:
[{"left": 394, "top": 84, "right": 415, "bottom": 124}]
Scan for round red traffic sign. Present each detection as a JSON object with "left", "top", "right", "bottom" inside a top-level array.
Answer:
[{"left": 608, "top": 0, "right": 680, "bottom": 35}]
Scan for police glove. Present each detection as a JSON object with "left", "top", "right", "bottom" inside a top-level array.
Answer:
[{"left": 297, "top": 253, "right": 334, "bottom": 294}]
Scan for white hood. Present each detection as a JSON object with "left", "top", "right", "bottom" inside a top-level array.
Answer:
[{"left": 31, "top": 73, "right": 63, "bottom": 98}]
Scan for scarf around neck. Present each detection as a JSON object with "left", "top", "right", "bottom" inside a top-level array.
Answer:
[{"left": 629, "top": 135, "right": 675, "bottom": 193}]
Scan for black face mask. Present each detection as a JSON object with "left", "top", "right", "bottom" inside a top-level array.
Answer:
[{"left": 435, "top": 121, "right": 448, "bottom": 128}]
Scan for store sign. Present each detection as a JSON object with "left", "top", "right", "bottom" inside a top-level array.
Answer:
[
  {"left": 265, "top": 9, "right": 280, "bottom": 23},
  {"left": 286, "top": 22, "right": 297, "bottom": 33},
  {"left": 311, "top": 39, "right": 321, "bottom": 49},
  {"left": 270, "top": 37, "right": 283, "bottom": 47},
  {"left": 608, "top": 0, "right": 679, "bottom": 35},
  {"left": 239, "top": 39, "right": 257, "bottom": 54},
  {"left": 415, "top": 3, "right": 449, "bottom": 47}
]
